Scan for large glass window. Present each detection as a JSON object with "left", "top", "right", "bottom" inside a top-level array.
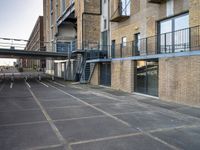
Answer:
[
  {"left": 135, "top": 60, "right": 158, "bottom": 96},
  {"left": 101, "top": 31, "right": 108, "bottom": 50},
  {"left": 159, "top": 13, "right": 189, "bottom": 53},
  {"left": 134, "top": 33, "right": 141, "bottom": 55},
  {"left": 122, "top": 37, "right": 127, "bottom": 47},
  {"left": 56, "top": 42, "right": 71, "bottom": 53}
]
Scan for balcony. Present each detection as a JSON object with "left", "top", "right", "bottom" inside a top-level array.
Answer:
[
  {"left": 147, "top": 0, "right": 166, "bottom": 4},
  {"left": 57, "top": 2, "right": 76, "bottom": 27},
  {"left": 85, "top": 25, "right": 200, "bottom": 59},
  {"left": 110, "top": 0, "right": 130, "bottom": 22}
]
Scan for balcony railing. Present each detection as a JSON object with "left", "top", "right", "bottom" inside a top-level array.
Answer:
[
  {"left": 147, "top": 0, "right": 166, "bottom": 4},
  {"left": 110, "top": 0, "right": 130, "bottom": 22},
  {"left": 85, "top": 25, "right": 200, "bottom": 60}
]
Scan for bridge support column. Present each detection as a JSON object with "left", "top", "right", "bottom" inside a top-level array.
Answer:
[{"left": 64, "top": 62, "right": 67, "bottom": 81}]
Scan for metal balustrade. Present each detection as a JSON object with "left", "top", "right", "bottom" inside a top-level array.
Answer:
[{"left": 83, "top": 25, "right": 200, "bottom": 60}]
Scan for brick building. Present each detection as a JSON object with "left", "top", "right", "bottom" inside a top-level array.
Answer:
[
  {"left": 24, "top": 16, "right": 45, "bottom": 70},
  {"left": 43, "top": 0, "right": 200, "bottom": 106},
  {"left": 43, "top": 0, "right": 101, "bottom": 78},
  {"left": 89, "top": 0, "right": 200, "bottom": 106}
]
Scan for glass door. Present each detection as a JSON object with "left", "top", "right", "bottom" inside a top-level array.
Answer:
[
  {"left": 159, "top": 13, "right": 189, "bottom": 53},
  {"left": 135, "top": 60, "right": 158, "bottom": 96}
]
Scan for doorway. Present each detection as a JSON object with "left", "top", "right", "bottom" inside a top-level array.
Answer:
[{"left": 134, "top": 59, "right": 158, "bottom": 96}]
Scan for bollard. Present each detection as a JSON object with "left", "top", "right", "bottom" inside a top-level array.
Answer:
[
  {"left": 25, "top": 76, "right": 28, "bottom": 81},
  {"left": 11, "top": 74, "right": 14, "bottom": 83},
  {"left": 38, "top": 74, "right": 41, "bottom": 81},
  {"left": 52, "top": 76, "right": 54, "bottom": 81}
]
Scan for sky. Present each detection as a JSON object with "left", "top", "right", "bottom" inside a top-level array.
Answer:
[{"left": 0, "top": 0, "right": 43, "bottom": 66}]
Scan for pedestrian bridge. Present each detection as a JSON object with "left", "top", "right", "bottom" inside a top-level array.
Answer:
[
  {"left": 0, "top": 37, "right": 75, "bottom": 60},
  {"left": 0, "top": 48, "right": 72, "bottom": 59}
]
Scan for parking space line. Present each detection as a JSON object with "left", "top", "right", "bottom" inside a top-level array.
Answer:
[
  {"left": 10, "top": 82, "right": 13, "bottom": 89},
  {"left": 47, "top": 83, "right": 183, "bottom": 150},
  {"left": 25, "top": 81, "right": 31, "bottom": 88},
  {"left": 47, "top": 83, "right": 131, "bottom": 127},
  {"left": 70, "top": 132, "right": 142, "bottom": 146},
  {"left": 36, "top": 80, "right": 49, "bottom": 87},
  {"left": 27, "top": 144, "right": 63, "bottom": 150},
  {"left": 47, "top": 80, "right": 66, "bottom": 87},
  {"left": 137, "top": 128, "right": 180, "bottom": 150},
  {"left": 0, "top": 120, "right": 48, "bottom": 127},
  {"left": 53, "top": 115, "right": 106, "bottom": 122},
  {"left": 26, "top": 83, "right": 70, "bottom": 150}
]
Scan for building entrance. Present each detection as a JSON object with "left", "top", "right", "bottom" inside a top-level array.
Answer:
[{"left": 134, "top": 60, "right": 158, "bottom": 96}]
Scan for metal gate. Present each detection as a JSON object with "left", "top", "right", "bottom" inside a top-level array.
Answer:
[{"left": 100, "top": 62, "right": 111, "bottom": 86}]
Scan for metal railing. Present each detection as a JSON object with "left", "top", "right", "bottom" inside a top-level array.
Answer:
[{"left": 84, "top": 25, "right": 200, "bottom": 60}]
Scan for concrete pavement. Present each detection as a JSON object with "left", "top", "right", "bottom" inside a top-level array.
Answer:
[{"left": 0, "top": 78, "right": 200, "bottom": 150}]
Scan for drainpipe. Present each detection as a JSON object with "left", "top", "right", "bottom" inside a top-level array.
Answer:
[{"left": 108, "top": 0, "right": 111, "bottom": 57}]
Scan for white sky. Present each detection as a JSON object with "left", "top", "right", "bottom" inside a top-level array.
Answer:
[{"left": 0, "top": 0, "right": 43, "bottom": 66}]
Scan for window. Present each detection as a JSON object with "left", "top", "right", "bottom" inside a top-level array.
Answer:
[
  {"left": 50, "top": 0, "right": 53, "bottom": 11},
  {"left": 61, "top": 0, "right": 66, "bottom": 12},
  {"left": 134, "top": 33, "right": 141, "bottom": 55},
  {"left": 57, "top": 42, "right": 71, "bottom": 53},
  {"left": 135, "top": 60, "right": 158, "bottom": 96},
  {"left": 159, "top": 13, "right": 189, "bottom": 53},
  {"left": 166, "top": 0, "right": 174, "bottom": 16},
  {"left": 104, "top": 19, "right": 107, "bottom": 29},
  {"left": 121, "top": 0, "right": 130, "bottom": 16},
  {"left": 50, "top": 14, "right": 54, "bottom": 26},
  {"left": 122, "top": 37, "right": 127, "bottom": 47}
]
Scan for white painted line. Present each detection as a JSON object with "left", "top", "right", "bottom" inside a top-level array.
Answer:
[
  {"left": 25, "top": 81, "right": 31, "bottom": 88},
  {"left": 70, "top": 132, "right": 142, "bottom": 146},
  {"left": 10, "top": 82, "right": 13, "bottom": 89},
  {"left": 53, "top": 81, "right": 66, "bottom": 87},
  {"left": 40, "top": 82, "right": 49, "bottom": 87},
  {"left": 90, "top": 91, "right": 121, "bottom": 101},
  {"left": 47, "top": 80, "right": 66, "bottom": 87},
  {"left": 26, "top": 85, "right": 69, "bottom": 150},
  {"left": 36, "top": 80, "right": 49, "bottom": 87},
  {"left": 0, "top": 120, "right": 48, "bottom": 127},
  {"left": 28, "top": 144, "right": 63, "bottom": 150},
  {"left": 48, "top": 83, "right": 183, "bottom": 150},
  {"left": 137, "top": 128, "right": 180, "bottom": 150},
  {"left": 48, "top": 83, "right": 131, "bottom": 127}
]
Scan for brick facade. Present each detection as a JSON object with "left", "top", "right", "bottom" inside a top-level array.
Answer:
[
  {"left": 159, "top": 56, "right": 200, "bottom": 106},
  {"left": 24, "top": 16, "right": 45, "bottom": 69},
  {"left": 111, "top": 60, "right": 134, "bottom": 93},
  {"left": 90, "top": 64, "right": 100, "bottom": 85}
]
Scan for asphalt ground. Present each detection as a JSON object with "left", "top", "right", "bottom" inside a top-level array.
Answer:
[{"left": 0, "top": 78, "right": 200, "bottom": 150}]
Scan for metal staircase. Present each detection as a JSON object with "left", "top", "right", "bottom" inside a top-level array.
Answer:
[{"left": 80, "top": 62, "right": 96, "bottom": 84}]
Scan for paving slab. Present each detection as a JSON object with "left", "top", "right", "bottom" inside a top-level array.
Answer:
[
  {"left": 55, "top": 116, "right": 138, "bottom": 143},
  {"left": 39, "top": 145, "right": 65, "bottom": 150},
  {"left": 46, "top": 106, "right": 104, "bottom": 120},
  {"left": 0, "top": 99, "right": 39, "bottom": 111},
  {"left": 71, "top": 134, "right": 173, "bottom": 150},
  {"left": 152, "top": 126, "right": 200, "bottom": 150},
  {"left": 95, "top": 103, "right": 150, "bottom": 114},
  {"left": 40, "top": 99, "right": 84, "bottom": 108},
  {"left": 174, "top": 107, "right": 200, "bottom": 118},
  {"left": 0, "top": 123, "right": 60, "bottom": 150},
  {"left": 138, "top": 99, "right": 184, "bottom": 110},
  {"left": 75, "top": 95, "right": 119, "bottom": 104},
  {"left": 114, "top": 111, "right": 195, "bottom": 131},
  {"left": 0, "top": 109, "right": 46, "bottom": 125}
]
